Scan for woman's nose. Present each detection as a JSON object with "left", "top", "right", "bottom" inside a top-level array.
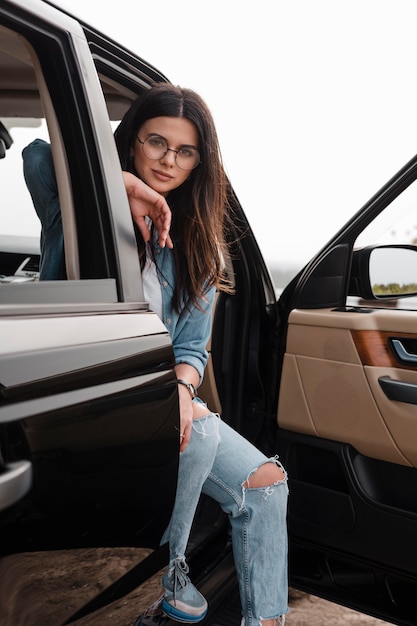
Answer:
[{"left": 160, "top": 148, "right": 177, "bottom": 166}]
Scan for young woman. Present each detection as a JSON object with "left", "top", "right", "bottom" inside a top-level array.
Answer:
[{"left": 23, "top": 83, "right": 289, "bottom": 626}]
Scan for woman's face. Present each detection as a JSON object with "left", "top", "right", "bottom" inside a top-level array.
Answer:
[{"left": 132, "top": 116, "right": 199, "bottom": 197}]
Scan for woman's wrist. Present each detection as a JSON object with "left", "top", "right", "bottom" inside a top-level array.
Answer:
[{"left": 176, "top": 379, "right": 197, "bottom": 399}]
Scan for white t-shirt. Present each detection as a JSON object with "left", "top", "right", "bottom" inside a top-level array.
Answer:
[{"left": 142, "top": 224, "right": 163, "bottom": 320}]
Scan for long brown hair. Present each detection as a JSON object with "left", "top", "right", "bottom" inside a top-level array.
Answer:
[{"left": 114, "top": 83, "right": 232, "bottom": 311}]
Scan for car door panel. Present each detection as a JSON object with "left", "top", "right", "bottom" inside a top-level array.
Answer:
[
  {"left": 277, "top": 302, "right": 417, "bottom": 623},
  {"left": 278, "top": 308, "right": 417, "bottom": 467},
  {"left": 364, "top": 367, "right": 417, "bottom": 466},
  {"left": 0, "top": 317, "right": 171, "bottom": 403},
  {"left": 0, "top": 310, "right": 179, "bottom": 546}
]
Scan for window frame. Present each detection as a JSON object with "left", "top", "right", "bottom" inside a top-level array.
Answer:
[{"left": 0, "top": 3, "right": 159, "bottom": 313}]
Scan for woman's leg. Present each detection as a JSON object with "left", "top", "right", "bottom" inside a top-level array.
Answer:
[
  {"left": 159, "top": 412, "right": 221, "bottom": 622},
  {"left": 22, "top": 139, "right": 66, "bottom": 280},
  {"left": 202, "top": 420, "right": 289, "bottom": 626},
  {"left": 161, "top": 412, "right": 221, "bottom": 560}
]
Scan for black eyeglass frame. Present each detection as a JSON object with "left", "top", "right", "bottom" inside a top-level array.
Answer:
[{"left": 136, "top": 134, "right": 201, "bottom": 171}]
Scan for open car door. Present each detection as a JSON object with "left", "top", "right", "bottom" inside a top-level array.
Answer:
[{"left": 277, "top": 155, "right": 417, "bottom": 626}]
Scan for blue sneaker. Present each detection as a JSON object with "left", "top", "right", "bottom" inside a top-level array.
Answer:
[{"left": 161, "top": 559, "right": 208, "bottom": 623}]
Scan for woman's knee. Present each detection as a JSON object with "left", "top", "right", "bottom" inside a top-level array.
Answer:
[
  {"left": 243, "top": 458, "right": 286, "bottom": 489},
  {"left": 192, "top": 413, "right": 220, "bottom": 441},
  {"left": 22, "top": 139, "right": 58, "bottom": 226},
  {"left": 182, "top": 413, "right": 220, "bottom": 464},
  {"left": 22, "top": 138, "right": 54, "bottom": 182}
]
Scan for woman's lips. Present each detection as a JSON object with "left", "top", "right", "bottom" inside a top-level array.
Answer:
[{"left": 152, "top": 169, "right": 173, "bottom": 182}]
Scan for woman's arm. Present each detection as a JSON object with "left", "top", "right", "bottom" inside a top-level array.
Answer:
[
  {"left": 175, "top": 363, "right": 200, "bottom": 453},
  {"left": 173, "top": 290, "right": 216, "bottom": 452},
  {"left": 174, "top": 362, "right": 213, "bottom": 453},
  {"left": 171, "top": 286, "right": 216, "bottom": 384}
]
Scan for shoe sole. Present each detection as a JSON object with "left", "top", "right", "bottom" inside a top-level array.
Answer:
[{"left": 161, "top": 600, "right": 208, "bottom": 624}]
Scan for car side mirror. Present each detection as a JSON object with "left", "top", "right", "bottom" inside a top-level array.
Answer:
[{"left": 349, "top": 244, "right": 417, "bottom": 300}]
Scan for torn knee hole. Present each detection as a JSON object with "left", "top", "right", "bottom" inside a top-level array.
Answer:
[{"left": 244, "top": 462, "right": 285, "bottom": 489}]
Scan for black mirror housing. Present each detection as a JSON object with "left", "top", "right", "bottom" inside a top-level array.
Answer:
[{"left": 349, "top": 244, "right": 417, "bottom": 300}]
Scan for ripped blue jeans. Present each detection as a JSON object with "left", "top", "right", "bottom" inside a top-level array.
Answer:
[{"left": 162, "top": 406, "right": 289, "bottom": 626}]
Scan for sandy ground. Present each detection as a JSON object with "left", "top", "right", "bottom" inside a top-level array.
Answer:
[
  {"left": 286, "top": 589, "right": 392, "bottom": 625},
  {"left": 0, "top": 547, "right": 394, "bottom": 626}
]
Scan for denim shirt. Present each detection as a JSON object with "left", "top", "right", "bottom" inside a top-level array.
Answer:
[{"left": 154, "top": 242, "right": 216, "bottom": 384}]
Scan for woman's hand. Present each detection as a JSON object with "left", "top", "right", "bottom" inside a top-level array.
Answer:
[
  {"left": 177, "top": 383, "right": 194, "bottom": 453},
  {"left": 122, "top": 171, "right": 173, "bottom": 249},
  {"left": 178, "top": 387, "right": 212, "bottom": 453},
  {"left": 175, "top": 364, "right": 205, "bottom": 453}
]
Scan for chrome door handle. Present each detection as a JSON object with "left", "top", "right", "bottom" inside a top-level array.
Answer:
[
  {"left": 0, "top": 460, "right": 32, "bottom": 511},
  {"left": 391, "top": 339, "right": 417, "bottom": 364}
]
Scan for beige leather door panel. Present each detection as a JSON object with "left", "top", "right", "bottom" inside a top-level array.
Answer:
[{"left": 277, "top": 308, "right": 417, "bottom": 467}]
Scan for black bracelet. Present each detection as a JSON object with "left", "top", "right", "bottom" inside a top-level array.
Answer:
[{"left": 176, "top": 379, "right": 197, "bottom": 398}]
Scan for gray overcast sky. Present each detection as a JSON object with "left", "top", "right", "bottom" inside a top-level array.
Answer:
[{"left": 22, "top": 1, "right": 417, "bottom": 268}]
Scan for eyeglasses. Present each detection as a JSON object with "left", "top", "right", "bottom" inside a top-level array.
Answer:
[{"left": 136, "top": 134, "right": 200, "bottom": 171}]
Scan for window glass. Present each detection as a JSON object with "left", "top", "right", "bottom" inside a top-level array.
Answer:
[
  {"left": 0, "top": 24, "right": 118, "bottom": 303},
  {"left": 0, "top": 22, "right": 48, "bottom": 284},
  {"left": 2, "top": 117, "right": 49, "bottom": 239},
  {"left": 355, "top": 180, "right": 417, "bottom": 249}
]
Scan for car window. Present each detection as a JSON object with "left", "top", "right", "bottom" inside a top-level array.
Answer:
[
  {"left": 355, "top": 179, "right": 417, "bottom": 249},
  {"left": 2, "top": 118, "right": 48, "bottom": 239},
  {"left": 0, "top": 20, "right": 143, "bottom": 308}
]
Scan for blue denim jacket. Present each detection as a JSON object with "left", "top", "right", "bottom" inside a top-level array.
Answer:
[
  {"left": 23, "top": 139, "right": 214, "bottom": 383},
  {"left": 153, "top": 242, "right": 215, "bottom": 383}
]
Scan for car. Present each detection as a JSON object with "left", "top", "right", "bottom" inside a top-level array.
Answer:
[{"left": 1, "top": 1, "right": 417, "bottom": 625}]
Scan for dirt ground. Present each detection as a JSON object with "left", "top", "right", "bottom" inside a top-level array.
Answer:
[
  {"left": 286, "top": 588, "right": 392, "bottom": 625},
  {"left": 0, "top": 547, "right": 394, "bottom": 626}
]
